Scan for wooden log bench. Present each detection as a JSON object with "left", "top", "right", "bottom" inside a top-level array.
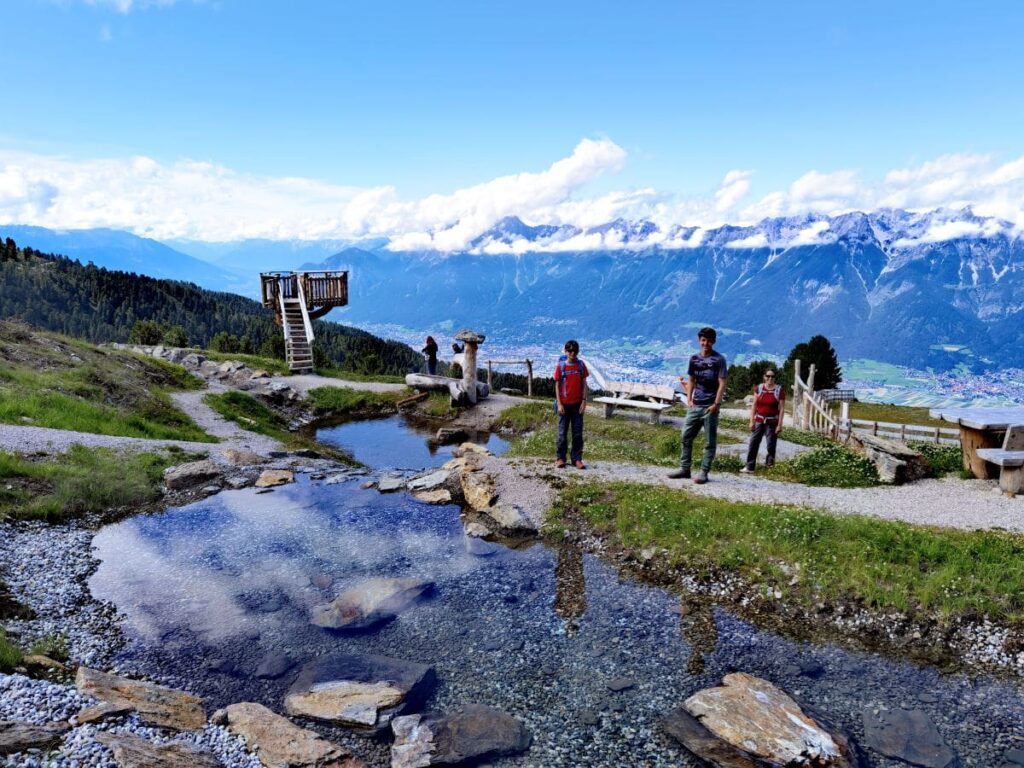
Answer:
[
  {"left": 592, "top": 397, "right": 672, "bottom": 424},
  {"left": 976, "top": 425, "right": 1024, "bottom": 497}
]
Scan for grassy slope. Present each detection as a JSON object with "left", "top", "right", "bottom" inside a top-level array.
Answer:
[
  {"left": 0, "top": 445, "right": 195, "bottom": 522},
  {"left": 0, "top": 323, "right": 213, "bottom": 442},
  {"left": 555, "top": 482, "right": 1024, "bottom": 623}
]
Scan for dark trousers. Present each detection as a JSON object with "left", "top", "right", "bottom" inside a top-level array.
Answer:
[
  {"left": 427, "top": 359, "right": 437, "bottom": 375},
  {"left": 745, "top": 419, "right": 779, "bottom": 469},
  {"left": 681, "top": 405, "right": 718, "bottom": 472},
  {"left": 557, "top": 402, "right": 584, "bottom": 462}
]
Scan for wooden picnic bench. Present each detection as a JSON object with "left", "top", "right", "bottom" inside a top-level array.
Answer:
[
  {"left": 930, "top": 406, "right": 1024, "bottom": 481},
  {"left": 593, "top": 380, "right": 678, "bottom": 424},
  {"left": 976, "top": 425, "right": 1024, "bottom": 497}
]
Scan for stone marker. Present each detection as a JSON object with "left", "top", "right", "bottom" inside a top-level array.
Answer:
[
  {"left": 391, "top": 704, "right": 531, "bottom": 768},
  {"left": 213, "top": 702, "right": 365, "bottom": 768},
  {"left": 96, "top": 731, "right": 220, "bottom": 768},
  {"left": 0, "top": 720, "right": 69, "bottom": 755},
  {"left": 75, "top": 667, "right": 206, "bottom": 731},
  {"left": 255, "top": 469, "right": 295, "bottom": 488},
  {"left": 862, "top": 707, "right": 956, "bottom": 768},
  {"left": 665, "top": 673, "right": 858, "bottom": 767},
  {"left": 311, "top": 577, "right": 434, "bottom": 631},
  {"left": 163, "top": 460, "right": 221, "bottom": 490},
  {"left": 285, "top": 653, "right": 436, "bottom": 731}
]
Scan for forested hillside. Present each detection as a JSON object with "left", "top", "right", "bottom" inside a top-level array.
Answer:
[{"left": 0, "top": 238, "right": 422, "bottom": 375}]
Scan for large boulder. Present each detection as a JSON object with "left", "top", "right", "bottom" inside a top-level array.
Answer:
[
  {"left": 664, "top": 673, "right": 858, "bottom": 767},
  {"left": 163, "top": 460, "right": 221, "bottom": 491},
  {"left": 862, "top": 707, "right": 956, "bottom": 768},
  {"left": 75, "top": 667, "right": 206, "bottom": 731},
  {"left": 213, "top": 702, "right": 365, "bottom": 768},
  {"left": 486, "top": 503, "right": 538, "bottom": 533},
  {"left": 391, "top": 705, "right": 532, "bottom": 767},
  {"left": 845, "top": 433, "right": 931, "bottom": 484},
  {"left": 311, "top": 577, "right": 433, "bottom": 631},
  {"left": 95, "top": 732, "right": 220, "bottom": 768},
  {"left": 284, "top": 653, "right": 436, "bottom": 731}
]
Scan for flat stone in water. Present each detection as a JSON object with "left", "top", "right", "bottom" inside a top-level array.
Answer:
[
  {"left": 607, "top": 677, "right": 636, "bottom": 692},
  {"left": 255, "top": 651, "right": 295, "bottom": 679},
  {"left": 285, "top": 653, "right": 436, "bottom": 730},
  {"left": 862, "top": 707, "right": 957, "bottom": 768},
  {"left": 391, "top": 704, "right": 530, "bottom": 768},
  {"left": 311, "top": 577, "right": 433, "bottom": 631}
]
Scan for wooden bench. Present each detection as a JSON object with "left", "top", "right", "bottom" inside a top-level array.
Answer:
[
  {"left": 593, "top": 380, "right": 678, "bottom": 424},
  {"left": 976, "top": 425, "right": 1024, "bottom": 497}
]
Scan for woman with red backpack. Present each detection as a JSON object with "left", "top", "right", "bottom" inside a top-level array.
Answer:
[{"left": 742, "top": 369, "right": 785, "bottom": 473}]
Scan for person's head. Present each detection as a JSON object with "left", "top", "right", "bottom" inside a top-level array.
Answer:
[
  {"left": 426, "top": 335, "right": 435, "bottom": 345},
  {"left": 763, "top": 369, "right": 777, "bottom": 386},
  {"left": 564, "top": 339, "right": 580, "bottom": 358},
  {"left": 697, "top": 327, "right": 716, "bottom": 353}
]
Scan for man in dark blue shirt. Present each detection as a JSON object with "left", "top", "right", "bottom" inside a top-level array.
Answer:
[{"left": 669, "top": 327, "right": 728, "bottom": 484}]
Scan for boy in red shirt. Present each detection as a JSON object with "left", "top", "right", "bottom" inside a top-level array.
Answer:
[{"left": 554, "top": 339, "right": 589, "bottom": 469}]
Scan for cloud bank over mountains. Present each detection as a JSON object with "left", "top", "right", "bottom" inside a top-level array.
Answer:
[{"left": 1, "top": 138, "right": 1023, "bottom": 250}]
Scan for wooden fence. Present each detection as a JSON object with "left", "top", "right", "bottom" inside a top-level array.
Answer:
[
  {"left": 486, "top": 359, "right": 534, "bottom": 397},
  {"left": 790, "top": 360, "right": 960, "bottom": 446}
]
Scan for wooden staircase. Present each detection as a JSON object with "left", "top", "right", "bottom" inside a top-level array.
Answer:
[{"left": 282, "top": 298, "right": 314, "bottom": 374}]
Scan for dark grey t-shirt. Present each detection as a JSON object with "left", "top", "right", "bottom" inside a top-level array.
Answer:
[{"left": 688, "top": 351, "right": 728, "bottom": 406}]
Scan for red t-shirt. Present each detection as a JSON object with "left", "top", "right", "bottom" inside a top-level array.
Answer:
[
  {"left": 753, "top": 384, "right": 784, "bottom": 418},
  {"left": 554, "top": 358, "right": 588, "bottom": 405}
]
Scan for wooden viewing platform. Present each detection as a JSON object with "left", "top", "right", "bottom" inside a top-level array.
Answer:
[{"left": 260, "top": 271, "right": 348, "bottom": 373}]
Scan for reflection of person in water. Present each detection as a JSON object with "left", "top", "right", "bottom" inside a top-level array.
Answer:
[
  {"left": 554, "top": 544, "right": 586, "bottom": 635},
  {"left": 679, "top": 597, "right": 718, "bottom": 675}
]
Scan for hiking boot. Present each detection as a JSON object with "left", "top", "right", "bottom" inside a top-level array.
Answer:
[
  {"left": 574, "top": 460, "right": 586, "bottom": 470},
  {"left": 765, "top": 458, "right": 775, "bottom": 468},
  {"left": 693, "top": 469, "right": 709, "bottom": 484},
  {"left": 667, "top": 468, "right": 691, "bottom": 479},
  {"left": 739, "top": 466, "right": 754, "bottom": 474},
  {"left": 555, "top": 458, "right": 566, "bottom": 468}
]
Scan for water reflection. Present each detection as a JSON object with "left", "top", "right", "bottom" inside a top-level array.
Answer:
[
  {"left": 553, "top": 544, "right": 586, "bottom": 636},
  {"left": 315, "top": 414, "right": 509, "bottom": 469}
]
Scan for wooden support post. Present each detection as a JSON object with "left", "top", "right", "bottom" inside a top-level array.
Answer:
[
  {"left": 934, "top": 426, "right": 940, "bottom": 444},
  {"left": 793, "top": 360, "right": 802, "bottom": 429},
  {"left": 526, "top": 359, "right": 533, "bottom": 398},
  {"left": 487, "top": 361, "right": 493, "bottom": 390}
]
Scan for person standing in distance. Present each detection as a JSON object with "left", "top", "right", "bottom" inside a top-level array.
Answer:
[
  {"left": 422, "top": 336, "right": 439, "bottom": 375},
  {"left": 554, "top": 339, "right": 588, "bottom": 470},
  {"left": 669, "top": 327, "right": 727, "bottom": 484},
  {"left": 741, "top": 369, "right": 785, "bottom": 473}
]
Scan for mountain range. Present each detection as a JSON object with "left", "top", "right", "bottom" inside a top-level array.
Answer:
[{"left": 3, "top": 207, "right": 1022, "bottom": 370}]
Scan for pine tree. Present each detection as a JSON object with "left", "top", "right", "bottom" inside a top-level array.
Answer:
[{"left": 783, "top": 335, "right": 842, "bottom": 390}]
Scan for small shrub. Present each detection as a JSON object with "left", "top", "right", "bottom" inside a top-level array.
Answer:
[
  {"left": 29, "top": 633, "right": 69, "bottom": 662},
  {"left": 786, "top": 445, "right": 879, "bottom": 487},
  {"left": 909, "top": 441, "right": 962, "bottom": 476},
  {"left": 0, "top": 630, "right": 23, "bottom": 672}
]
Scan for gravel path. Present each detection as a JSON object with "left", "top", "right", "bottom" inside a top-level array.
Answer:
[{"left": 496, "top": 456, "right": 1024, "bottom": 533}]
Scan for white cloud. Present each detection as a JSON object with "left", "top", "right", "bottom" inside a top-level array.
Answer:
[
  {"left": 83, "top": 0, "right": 188, "bottom": 12},
  {"left": 725, "top": 233, "right": 769, "bottom": 249},
  {"left": 3, "top": 141, "right": 1024, "bottom": 250}
]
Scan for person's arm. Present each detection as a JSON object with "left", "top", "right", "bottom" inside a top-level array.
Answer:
[
  {"left": 749, "top": 388, "right": 757, "bottom": 431},
  {"left": 579, "top": 365, "right": 588, "bottom": 414},
  {"left": 776, "top": 392, "right": 785, "bottom": 432},
  {"left": 709, "top": 375, "right": 727, "bottom": 414},
  {"left": 686, "top": 375, "right": 696, "bottom": 407},
  {"left": 554, "top": 366, "right": 564, "bottom": 414}
]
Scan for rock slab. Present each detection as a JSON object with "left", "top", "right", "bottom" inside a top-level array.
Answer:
[
  {"left": 391, "top": 705, "right": 532, "bottom": 768},
  {"left": 255, "top": 469, "right": 295, "bottom": 488},
  {"left": 669, "top": 673, "right": 857, "bottom": 767},
  {"left": 213, "top": 702, "right": 365, "bottom": 768},
  {"left": 76, "top": 667, "right": 206, "bottom": 731},
  {"left": 163, "top": 460, "right": 221, "bottom": 490},
  {"left": 0, "top": 720, "right": 69, "bottom": 755},
  {"left": 862, "top": 707, "right": 956, "bottom": 768},
  {"left": 285, "top": 653, "right": 436, "bottom": 731},
  {"left": 95, "top": 731, "right": 220, "bottom": 768},
  {"left": 311, "top": 577, "right": 433, "bottom": 631}
]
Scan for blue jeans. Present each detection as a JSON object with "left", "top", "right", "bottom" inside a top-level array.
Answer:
[
  {"left": 557, "top": 402, "right": 584, "bottom": 463},
  {"left": 745, "top": 419, "right": 779, "bottom": 469},
  {"left": 681, "top": 405, "right": 718, "bottom": 472},
  {"left": 427, "top": 359, "right": 437, "bottom": 375}
]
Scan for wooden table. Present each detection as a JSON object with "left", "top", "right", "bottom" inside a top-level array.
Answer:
[{"left": 929, "top": 406, "right": 1024, "bottom": 478}]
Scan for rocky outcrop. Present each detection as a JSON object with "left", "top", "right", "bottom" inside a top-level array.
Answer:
[
  {"left": 255, "top": 469, "right": 296, "bottom": 488},
  {"left": 862, "top": 707, "right": 956, "bottom": 768},
  {"left": 213, "top": 702, "right": 365, "bottom": 768},
  {"left": 845, "top": 433, "right": 931, "bottom": 484},
  {"left": 163, "top": 459, "right": 222, "bottom": 491},
  {"left": 460, "top": 470, "right": 497, "bottom": 511},
  {"left": 391, "top": 705, "right": 532, "bottom": 768},
  {"left": 95, "top": 731, "right": 220, "bottom": 768},
  {"left": 664, "top": 673, "right": 858, "bottom": 767},
  {"left": 412, "top": 489, "right": 452, "bottom": 504},
  {"left": 284, "top": 653, "right": 436, "bottom": 731},
  {"left": 75, "top": 667, "right": 206, "bottom": 731},
  {"left": 0, "top": 720, "right": 69, "bottom": 755},
  {"left": 311, "top": 577, "right": 433, "bottom": 631}
]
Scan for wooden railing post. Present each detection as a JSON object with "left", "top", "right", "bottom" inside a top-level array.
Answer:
[
  {"left": 487, "top": 362, "right": 493, "bottom": 390},
  {"left": 526, "top": 359, "right": 533, "bottom": 397},
  {"left": 793, "top": 360, "right": 802, "bottom": 429}
]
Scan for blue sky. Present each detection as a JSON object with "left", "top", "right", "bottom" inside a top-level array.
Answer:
[{"left": 2, "top": 0, "right": 1024, "bottom": 245}]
